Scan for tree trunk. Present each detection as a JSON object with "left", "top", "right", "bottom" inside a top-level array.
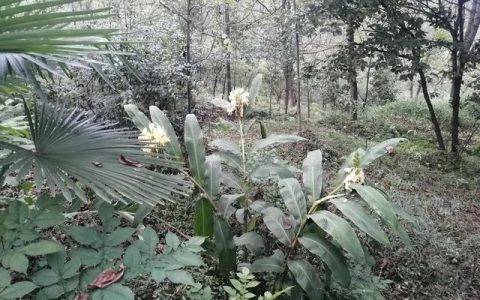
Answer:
[
  {"left": 225, "top": 4, "right": 232, "bottom": 98},
  {"left": 294, "top": 0, "right": 301, "bottom": 130},
  {"left": 346, "top": 19, "right": 358, "bottom": 121},
  {"left": 418, "top": 68, "right": 446, "bottom": 150},
  {"left": 186, "top": 0, "right": 193, "bottom": 112}
]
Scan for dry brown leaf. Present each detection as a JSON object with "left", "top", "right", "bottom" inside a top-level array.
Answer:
[{"left": 88, "top": 264, "right": 125, "bottom": 289}]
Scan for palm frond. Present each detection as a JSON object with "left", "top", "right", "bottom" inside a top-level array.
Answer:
[
  {"left": 0, "top": 0, "right": 126, "bottom": 97},
  {"left": 0, "top": 102, "right": 192, "bottom": 205}
]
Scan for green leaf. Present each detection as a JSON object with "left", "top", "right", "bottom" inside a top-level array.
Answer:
[
  {"left": 309, "top": 211, "right": 365, "bottom": 263},
  {"left": 278, "top": 178, "right": 307, "bottom": 222},
  {"left": 166, "top": 270, "right": 196, "bottom": 286},
  {"left": 298, "top": 233, "right": 350, "bottom": 287},
  {"left": 2, "top": 252, "right": 28, "bottom": 273},
  {"left": 262, "top": 207, "right": 294, "bottom": 245},
  {"left": 213, "top": 217, "right": 236, "bottom": 276},
  {"left": 33, "top": 210, "right": 65, "bottom": 228},
  {"left": 330, "top": 198, "right": 390, "bottom": 245},
  {"left": 0, "top": 268, "right": 11, "bottom": 288},
  {"left": 250, "top": 250, "right": 285, "bottom": 273},
  {"left": 62, "top": 259, "right": 81, "bottom": 279},
  {"left": 69, "top": 248, "right": 102, "bottom": 267},
  {"left": 66, "top": 226, "right": 99, "bottom": 246},
  {"left": 194, "top": 198, "right": 214, "bottom": 237},
  {"left": 31, "top": 269, "right": 60, "bottom": 286},
  {"left": 184, "top": 114, "right": 206, "bottom": 186},
  {"left": 40, "top": 284, "right": 63, "bottom": 299},
  {"left": 360, "top": 138, "right": 406, "bottom": 167},
  {"left": 287, "top": 259, "right": 324, "bottom": 300},
  {"left": 123, "top": 104, "right": 150, "bottom": 130},
  {"left": 91, "top": 283, "right": 134, "bottom": 300},
  {"left": 353, "top": 184, "right": 411, "bottom": 247},
  {"left": 249, "top": 163, "right": 295, "bottom": 182},
  {"left": 165, "top": 232, "right": 180, "bottom": 250},
  {"left": 106, "top": 228, "right": 135, "bottom": 246},
  {"left": 303, "top": 150, "right": 323, "bottom": 202},
  {"left": 149, "top": 106, "right": 182, "bottom": 160},
  {"left": 233, "top": 232, "right": 264, "bottom": 254},
  {"left": 0, "top": 281, "right": 37, "bottom": 299},
  {"left": 205, "top": 156, "right": 221, "bottom": 198},
  {"left": 21, "top": 240, "right": 63, "bottom": 256},
  {"left": 209, "top": 139, "right": 239, "bottom": 155},
  {"left": 251, "top": 134, "right": 305, "bottom": 152}
]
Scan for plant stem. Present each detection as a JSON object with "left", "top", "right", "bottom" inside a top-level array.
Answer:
[
  {"left": 180, "top": 170, "right": 216, "bottom": 208},
  {"left": 275, "top": 183, "right": 345, "bottom": 288},
  {"left": 238, "top": 117, "right": 247, "bottom": 175}
]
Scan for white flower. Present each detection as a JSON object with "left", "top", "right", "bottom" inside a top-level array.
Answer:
[
  {"left": 343, "top": 167, "right": 365, "bottom": 191},
  {"left": 138, "top": 123, "right": 170, "bottom": 152},
  {"left": 228, "top": 88, "right": 249, "bottom": 116}
]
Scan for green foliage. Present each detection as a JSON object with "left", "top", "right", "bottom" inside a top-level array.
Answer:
[
  {"left": 223, "top": 268, "right": 289, "bottom": 300},
  {"left": 246, "top": 139, "right": 413, "bottom": 299}
]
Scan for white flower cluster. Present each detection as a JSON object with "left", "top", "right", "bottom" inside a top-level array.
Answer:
[
  {"left": 138, "top": 123, "right": 170, "bottom": 152},
  {"left": 343, "top": 167, "right": 365, "bottom": 191},
  {"left": 227, "top": 88, "right": 249, "bottom": 116}
]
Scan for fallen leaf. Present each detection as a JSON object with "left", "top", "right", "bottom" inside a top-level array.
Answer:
[
  {"left": 88, "top": 264, "right": 125, "bottom": 289},
  {"left": 118, "top": 155, "right": 144, "bottom": 168},
  {"left": 155, "top": 243, "right": 164, "bottom": 253},
  {"left": 91, "top": 161, "right": 103, "bottom": 167},
  {"left": 385, "top": 146, "right": 396, "bottom": 156}
]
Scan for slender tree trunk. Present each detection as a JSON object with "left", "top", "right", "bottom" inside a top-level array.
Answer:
[
  {"left": 294, "top": 0, "right": 301, "bottom": 130},
  {"left": 186, "top": 0, "right": 193, "bottom": 112},
  {"left": 346, "top": 19, "right": 358, "bottom": 121},
  {"left": 225, "top": 4, "right": 232, "bottom": 98},
  {"left": 450, "top": 0, "right": 466, "bottom": 152},
  {"left": 418, "top": 68, "right": 446, "bottom": 150}
]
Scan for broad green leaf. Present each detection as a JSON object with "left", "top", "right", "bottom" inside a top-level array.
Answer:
[
  {"left": 132, "top": 202, "right": 154, "bottom": 227},
  {"left": 21, "top": 240, "right": 63, "bottom": 256},
  {"left": 299, "top": 233, "right": 350, "bottom": 287},
  {"left": 360, "top": 138, "right": 406, "bottom": 167},
  {"left": 278, "top": 178, "right": 307, "bottom": 222},
  {"left": 0, "top": 281, "right": 37, "bottom": 299},
  {"left": 105, "top": 228, "right": 135, "bottom": 246},
  {"left": 250, "top": 250, "right": 285, "bottom": 273},
  {"left": 123, "top": 104, "right": 150, "bottom": 130},
  {"left": 62, "top": 259, "right": 81, "bottom": 279},
  {"left": 194, "top": 198, "right": 214, "bottom": 237},
  {"left": 184, "top": 114, "right": 206, "bottom": 186},
  {"left": 251, "top": 134, "right": 305, "bottom": 152},
  {"left": 149, "top": 106, "right": 182, "bottom": 160},
  {"left": 353, "top": 184, "right": 411, "bottom": 247},
  {"left": 331, "top": 198, "right": 390, "bottom": 245},
  {"left": 0, "top": 268, "right": 10, "bottom": 288},
  {"left": 220, "top": 171, "right": 243, "bottom": 190},
  {"left": 165, "top": 232, "right": 180, "bottom": 250},
  {"left": 262, "top": 207, "right": 294, "bottom": 245},
  {"left": 205, "top": 156, "right": 221, "bottom": 198},
  {"left": 1, "top": 252, "right": 28, "bottom": 274},
  {"left": 213, "top": 217, "right": 236, "bottom": 276},
  {"left": 69, "top": 248, "right": 102, "bottom": 267},
  {"left": 233, "top": 232, "right": 264, "bottom": 254},
  {"left": 141, "top": 227, "right": 159, "bottom": 253},
  {"left": 91, "top": 283, "right": 134, "bottom": 300},
  {"left": 33, "top": 210, "right": 65, "bottom": 228},
  {"left": 287, "top": 259, "right": 324, "bottom": 300},
  {"left": 249, "top": 163, "right": 295, "bottom": 182},
  {"left": 66, "top": 226, "right": 99, "bottom": 246},
  {"left": 309, "top": 211, "right": 365, "bottom": 263},
  {"left": 209, "top": 152, "right": 242, "bottom": 172},
  {"left": 209, "top": 139, "right": 239, "bottom": 154},
  {"left": 166, "top": 270, "right": 196, "bottom": 286},
  {"left": 40, "top": 284, "right": 63, "bottom": 299},
  {"left": 303, "top": 150, "right": 323, "bottom": 202},
  {"left": 31, "top": 269, "right": 60, "bottom": 286}
]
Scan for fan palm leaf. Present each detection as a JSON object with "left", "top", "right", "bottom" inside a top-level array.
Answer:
[
  {"left": 0, "top": 0, "right": 129, "bottom": 97},
  {"left": 0, "top": 102, "right": 192, "bottom": 205}
]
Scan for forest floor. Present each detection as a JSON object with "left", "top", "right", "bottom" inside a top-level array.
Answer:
[{"left": 148, "top": 103, "right": 480, "bottom": 300}]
